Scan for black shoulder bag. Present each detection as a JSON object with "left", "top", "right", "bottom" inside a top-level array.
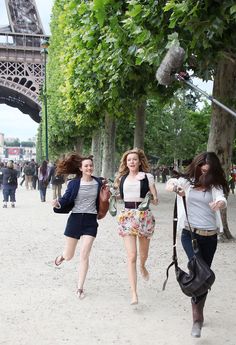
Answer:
[{"left": 162, "top": 196, "right": 215, "bottom": 299}]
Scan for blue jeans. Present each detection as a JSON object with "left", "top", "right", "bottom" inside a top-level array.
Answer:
[
  {"left": 39, "top": 181, "right": 47, "bottom": 201},
  {"left": 3, "top": 186, "right": 16, "bottom": 202},
  {"left": 181, "top": 228, "right": 217, "bottom": 303}
]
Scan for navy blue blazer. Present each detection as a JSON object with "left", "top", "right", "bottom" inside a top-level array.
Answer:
[{"left": 58, "top": 176, "right": 103, "bottom": 212}]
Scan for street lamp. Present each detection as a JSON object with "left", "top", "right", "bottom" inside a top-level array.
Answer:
[{"left": 41, "top": 38, "right": 49, "bottom": 161}]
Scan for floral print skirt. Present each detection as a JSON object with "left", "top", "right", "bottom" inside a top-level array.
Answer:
[{"left": 117, "top": 208, "right": 155, "bottom": 239}]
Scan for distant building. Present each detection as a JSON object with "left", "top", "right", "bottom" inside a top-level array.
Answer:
[
  {"left": 0, "top": 133, "right": 36, "bottom": 161},
  {"left": 4, "top": 146, "right": 36, "bottom": 161}
]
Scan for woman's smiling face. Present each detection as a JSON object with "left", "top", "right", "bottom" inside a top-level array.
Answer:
[
  {"left": 80, "top": 159, "right": 94, "bottom": 176},
  {"left": 126, "top": 153, "right": 140, "bottom": 173}
]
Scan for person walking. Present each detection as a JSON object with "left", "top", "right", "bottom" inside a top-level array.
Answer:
[
  {"left": 2, "top": 160, "right": 18, "bottom": 208},
  {"left": 228, "top": 170, "right": 235, "bottom": 194},
  {"left": 23, "top": 161, "right": 35, "bottom": 190},
  {"left": 30, "top": 159, "right": 38, "bottom": 190},
  {"left": 114, "top": 148, "right": 158, "bottom": 305},
  {"left": 165, "top": 151, "right": 228, "bottom": 338},
  {"left": 0, "top": 162, "right": 4, "bottom": 190},
  {"left": 52, "top": 153, "right": 106, "bottom": 299},
  {"left": 49, "top": 161, "right": 65, "bottom": 199},
  {"left": 38, "top": 160, "right": 50, "bottom": 202}
]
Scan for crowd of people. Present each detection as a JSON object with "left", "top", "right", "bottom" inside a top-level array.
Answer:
[
  {"left": 0, "top": 149, "right": 232, "bottom": 338},
  {"left": 0, "top": 158, "right": 65, "bottom": 207}
]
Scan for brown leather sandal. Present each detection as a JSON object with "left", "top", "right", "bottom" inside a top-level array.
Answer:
[{"left": 55, "top": 255, "right": 65, "bottom": 266}]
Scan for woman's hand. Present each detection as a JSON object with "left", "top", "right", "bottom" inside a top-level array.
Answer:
[
  {"left": 209, "top": 200, "right": 225, "bottom": 211},
  {"left": 52, "top": 199, "right": 60, "bottom": 208},
  {"left": 151, "top": 197, "right": 159, "bottom": 205},
  {"left": 173, "top": 185, "right": 185, "bottom": 197}
]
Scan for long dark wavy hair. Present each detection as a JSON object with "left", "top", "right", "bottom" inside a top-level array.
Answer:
[
  {"left": 39, "top": 160, "right": 48, "bottom": 176},
  {"left": 56, "top": 153, "right": 93, "bottom": 177},
  {"left": 182, "top": 152, "right": 229, "bottom": 193}
]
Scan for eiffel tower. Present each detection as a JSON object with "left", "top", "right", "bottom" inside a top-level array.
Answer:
[{"left": 0, "top": 0, "right": 49, "bottom": 123}]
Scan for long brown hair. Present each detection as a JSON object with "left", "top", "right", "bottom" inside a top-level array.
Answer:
[
  {"left": 114, "top": 148, "right": 150, "bottom": 188},
  {"left": 40, "top": 160, "right": 48, "bottom": 176},
  {"left": 56, "top": 152, "right": 93, "bottom": 177},
  {"left": 184, "top": 152, "right": 229, "bottom": 193}
]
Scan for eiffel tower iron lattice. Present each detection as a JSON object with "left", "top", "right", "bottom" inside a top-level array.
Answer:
[{"left": 0, "top": 0, "right": 50, "bottom": 123}]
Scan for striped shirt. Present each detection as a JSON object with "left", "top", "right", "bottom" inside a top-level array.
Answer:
[{"left": 72, "top": 179, "right": 98, "bottom": 214}]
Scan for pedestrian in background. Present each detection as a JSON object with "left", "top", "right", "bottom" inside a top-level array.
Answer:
[
  {"left": 49, "top": 161, "right": 65, "bottom": 199},
  {"left": 2, "top": 160, "right": 18, "bottom": 208},
  {"left": 228, "top": 170, "right": 235, "bottom": 194},
  {"left": 38, "top": 160, "right": 50, "bottom": 202},
  {"left": 0, "top": 162, "right": 4, "bottom": 190},
  {"left": 30, "top": 159, "right": 38, "bottom": 190},
  {"left": 23, "top": 161, "right": 35, "bottom": 190}
]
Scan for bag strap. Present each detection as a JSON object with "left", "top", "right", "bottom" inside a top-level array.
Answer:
[
  {"left": 162, "top": 194, "right": 199, "bottom": 291},
  {"left": 162, "top": 196, "right": 178, "bottom": 291},
  {"left": 182, "top": 196, "right": 198, "bottom": 252}
]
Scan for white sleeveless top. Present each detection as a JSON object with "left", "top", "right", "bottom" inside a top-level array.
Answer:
[{"left": 123, "top": 173, "right": 154, "bottom": 202}]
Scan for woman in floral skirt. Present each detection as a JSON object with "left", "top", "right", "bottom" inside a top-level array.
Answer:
[{"left": 114, "top": 148, "right": 158, "bottom": 305}]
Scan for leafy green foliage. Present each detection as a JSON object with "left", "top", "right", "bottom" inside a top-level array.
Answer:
[
  {"left": 164, "top": 0, "right": 236, "bottom": 79},
  {"left": 46, "top": 0, "right": 235, "bottom": 165},
  {"left": 145, "top": 93, "right": 211, "bottom": 164}
]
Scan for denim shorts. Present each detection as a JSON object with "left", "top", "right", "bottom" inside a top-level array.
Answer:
[{"left": 64, "top": 213, "right": 98, "bottom": 239}]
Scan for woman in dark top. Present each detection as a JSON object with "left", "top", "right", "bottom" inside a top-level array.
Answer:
[
  {"left": 2, "top": 160, "right": 18, "bottom": 208},
  {"left": 38, "top": 160, "right": 50, "bottom": 202}
]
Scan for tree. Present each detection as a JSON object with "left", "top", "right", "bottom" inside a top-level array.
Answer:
[
  {"left": 164, "top": 0, "right": 236, "bottom": 239},
  {"left": 4, "top": 139, "right": 20, "bottom": 147},
  {"left": 145, "top": 94, "right": 211, "bottom": 165}
]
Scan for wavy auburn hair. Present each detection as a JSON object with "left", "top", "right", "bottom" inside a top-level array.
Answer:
[{"left": 56, "top": 152, "right": 93, "bottom": 177}]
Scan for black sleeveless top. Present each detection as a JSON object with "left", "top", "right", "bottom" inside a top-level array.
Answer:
[{"left": 119, "top": 174, "right": 149, "bottom": 200}]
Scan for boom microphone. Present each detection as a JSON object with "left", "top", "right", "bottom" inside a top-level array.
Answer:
[
  {"left": 156, "top": 45, "right": 236, "bottom": 118},
  {"left": 156, "top": 45, "right": 185, "bottom": 86}
]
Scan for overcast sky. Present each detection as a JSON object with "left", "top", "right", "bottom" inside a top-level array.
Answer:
[{"left": 0, "top": 0, "right": 53, "bottom": 140}]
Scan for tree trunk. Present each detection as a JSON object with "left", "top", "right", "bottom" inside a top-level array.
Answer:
[
  {"left": 74, "top": 137, "right": 84, "bottom": 153},
  {"left": 101, "top": 112, "right": 116, "bottom": 179},
  {"left": 91, "top": 129, "right": 102, "bottom": 176},
  {"left": 133, "top": 101, "right": 146, "bottom": 149},
  {"left": 207, "top": 57, "right": 236, "bottom": 240},
  {"left": 173, "top": 158, "right": 179, "bottom": 171}
]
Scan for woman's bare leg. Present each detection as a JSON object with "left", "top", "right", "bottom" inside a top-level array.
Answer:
[
  {"left": 77, "top": 235, "right": 95, "bottom": 292},
  {"left": 63, "top": 236, "right": 79, "bottom": 260},
  {"left": 55, "top": 236, "right": 78, "bottom": 266},
  {"left": 139, "top": 237, "right": 150, "bottom": 280},
  {"left": 123, "top": 235, "right": 138, "bottom": 304}
]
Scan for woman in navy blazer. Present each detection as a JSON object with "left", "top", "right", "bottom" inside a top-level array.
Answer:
[{"left": 52, "top": 153, "right": 104, "bottom": 299}]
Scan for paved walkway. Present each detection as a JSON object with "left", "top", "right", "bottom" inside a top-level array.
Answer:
[{"left": 0, "top": 183, "right": 235, "bottom": 345}]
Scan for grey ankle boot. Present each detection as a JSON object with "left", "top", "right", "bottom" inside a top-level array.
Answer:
[
  {"left": 191, "top": 321, "right": 202, "bottom": 337},
  {"left": 191, "top": 296, "right": 207, "bottom": 338}
]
